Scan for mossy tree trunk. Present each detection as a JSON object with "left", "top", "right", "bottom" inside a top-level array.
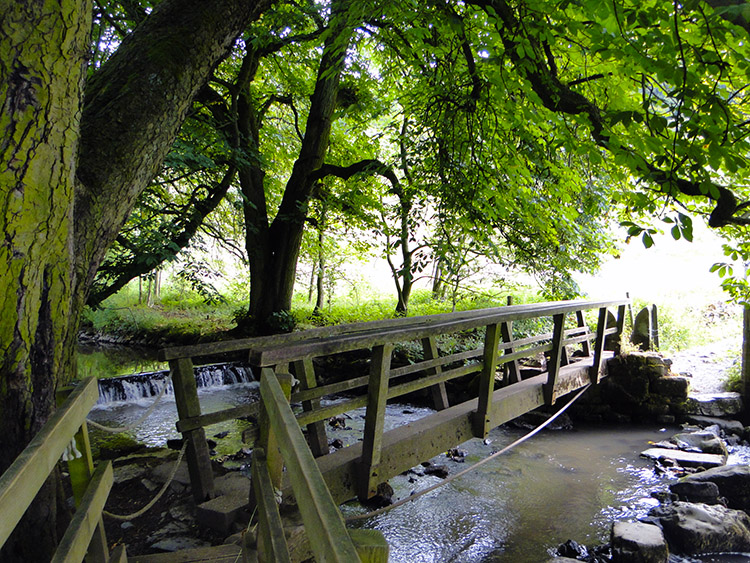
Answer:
[{"left": 1, "top": 0, "right": 267, "bottom": 559}]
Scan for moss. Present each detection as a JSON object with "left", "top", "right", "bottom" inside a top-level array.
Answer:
[{"left": 94, "top": 433, "right": 145, "bottom": 460}]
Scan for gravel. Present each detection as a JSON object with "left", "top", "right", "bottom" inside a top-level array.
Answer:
[{"left": 668, "top": 337, "right": 741, "bottom": 394}]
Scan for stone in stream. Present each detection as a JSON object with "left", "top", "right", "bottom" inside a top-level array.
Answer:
[
  {"left": 610, "top": 521, "right": 668, "bottom": 563},
  {"left": 648, "top": 501, "right": 750, "bottom": 555},
  {"left": 669, "top": 430, "right": 728, "bottom": 456},
  {"left": 684, "top": 414, "right": 745, "bottom": 437},
  {"left": 669, "top": 480, "right": 723, "bottom": 505},
  {"left": 685, "top": 392, "right": 743, "bottom": 417},
  {"left": 640, "top": 447, "right": 726, "bottom": 469},
  {"left": 677, "top": 464, "right": 750, "bottom": 510}
]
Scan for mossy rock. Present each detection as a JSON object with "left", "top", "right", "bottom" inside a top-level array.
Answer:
[{"left": 95, "top": 433, "right": 146, "bottom": 460}]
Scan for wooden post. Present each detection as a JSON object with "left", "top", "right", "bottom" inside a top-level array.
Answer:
[
  {"left": 170, "top": 357, "right": 215, "bottom": 502},
  {"left": 293, "top": 359, "right": 329, "bottom": 457},
  {"left": 349, "top": 529, "right": 389, "bottom": 563},
  {"left": 358, "top": 343, "right": 393, "bottom": 501},
  {"left": 252, "top": 448, "right": 291, "bottom": 563},
  {"left": 500, "top": 321, "right": 520, "bottom": 385},
  {"left": 56, "top": 390, "right": 108, "bottom": 563},
  {"left": 590, "top": 307, "right": 608, "bottom": 385},
  {"left": 474, "top": 323, "right": 501, "bottom": 438},
  {"left": 650, "top": 304, "right": 660, "bottom": 350},
  {"left": 258, "top": 368, "right": 293, "bottom": 491},
  {"left": 616, "top": 303, "right": 627, "bottom": 353},
  {"left": 543, "top": 313, "right": 566, "bottom": 405},
  {"left": 575, "top": 310, "right": 592, "bottom": 357},
  {"left": 742, "top": 304, "right": 750, "bottom": 411},
  {"left": 421, "top": 336, "right": 450, "bottom": 410}
]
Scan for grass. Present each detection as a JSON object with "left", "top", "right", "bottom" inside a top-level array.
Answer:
[{"left": 82, "top": 276, "right": 743, "bottom": 357}]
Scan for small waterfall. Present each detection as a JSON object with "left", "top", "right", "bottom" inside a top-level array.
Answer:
[{"left": 96, "top": 363, "right": 256, "bottom": 404}]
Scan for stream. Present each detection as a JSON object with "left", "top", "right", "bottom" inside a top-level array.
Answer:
[{"left": 80, "top": 344, "right": 748, "bottom": 562}]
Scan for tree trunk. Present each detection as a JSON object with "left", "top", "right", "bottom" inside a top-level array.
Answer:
[
  {"left": 0, "top": 2, "right": 90, "bottom": 560},
  {"left": 1, "top": 0, "right": 267, "bottom": 557},
  {"left": 243, "top": 0, "right": 355, "bottom": 327}
]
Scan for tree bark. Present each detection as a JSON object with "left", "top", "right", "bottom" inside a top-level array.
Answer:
[
  {"left": 243, "top": 0, "right": 355, "bottom": 327},
  {"left": 1, "top": 0, "right": 268, "bottom": 558}
]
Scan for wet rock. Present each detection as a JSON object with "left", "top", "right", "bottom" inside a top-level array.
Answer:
[
  {"left": 653, "top": 376, "right": 689, "bottom": 401},
  {"left": 555, "top": 539, "right": 588, "bottom": 559},
  {"left": 363, "top": 482, "right": 394, "bottom": 509},
  {"left": 150, "top": 536, "right": 211, "bottom": 552},
  {"left": 685, "top": 392, "right": 743, "bottom": 417},
  {"left": 670, "top": 431, "right": 728, "bottom": 456},
  {"left": 678, "top": 464, "right": 750, "bottom": 510},
  {"left": 424, "top": 465, "right": 449, "bottom": 478},
  {"left": 611, "top": 521, "right": 668, "bottom": 562},
  {"left": 640, "top": 447, "right": 726, "bottom": 469},
  {"left": 669, "top": 481, "right": 722, "bottom": 505},
  {"left": 684, "top": 415, "right": 744, "bottom": 437},
  {"left": 648, "top": 501, "right": 750, "bottom": 555}
]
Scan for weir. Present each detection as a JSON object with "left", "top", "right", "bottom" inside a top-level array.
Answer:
[{"left": 0, "top": 296, "right": 630, "bottom": 562}]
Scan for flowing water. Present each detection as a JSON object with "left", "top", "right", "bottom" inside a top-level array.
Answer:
[{"left": 81, "top": 345, "right": 749, "bottom": 562}]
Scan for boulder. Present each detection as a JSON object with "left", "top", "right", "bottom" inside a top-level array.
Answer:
[
  {"left": 648, "top": 501, "right": 750, "bottom": 555},
  {"left": 678, "top": 464, "right": 750, "bottom": 510},
  {"left": 669, "top": 481, "right": 722, "bottom": 505},
  {"left": 684, "top": 415, "right": 744, "bottom": 437},
  {"left": 670, "top": 431, "right": 728, "bottom": 457},
  {"left": 611, "top": 521, "right": 668, "bottom": 562},
  {"left": 685, "top": 392, "right": 743, "bottom": 417}
]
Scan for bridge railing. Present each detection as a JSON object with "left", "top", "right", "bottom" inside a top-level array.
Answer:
[
  {"left": 251, "top": 369, "right": 387, "bottom": 562},
  {"left": 161, "top": 296, "right": 629, "bottom": 504},
  {"left": 0, "top": 377, "right": 126, "bottom": 563}
]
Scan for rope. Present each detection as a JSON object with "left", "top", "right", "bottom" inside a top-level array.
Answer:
[
  {"left": 86, "top": 373, "right": 172, "bottom": 433},
  {"left": 346, "top": 383, "right": 591, "bottom": 522},
  {"left": 104, "top": 441, "right": 188, "bottom": 521}
]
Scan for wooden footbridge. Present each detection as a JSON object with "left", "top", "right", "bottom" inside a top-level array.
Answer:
[{"left": 0, "top": 297, "right": 629, "bottom": 562}]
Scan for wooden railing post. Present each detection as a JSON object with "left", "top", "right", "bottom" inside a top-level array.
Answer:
[
  {"left": 56, "top": 389, "right": 108, "bottom": 563},
  {"left": 252, "top": 448, "right": 291, "bottom": 563},
  {"left": 358, "top": 343, "right": 393, "bottom": 501},
  {"left": 543, "top": 313, "right": 566, "bottom": 405},
  {"left": 499, "top": 321, "right": 521, "bottom": 385},
  {"left": 258, "top": 367, "right": 293, "bottom": 491},
  {"left": 293, "top": 359, "right": 328, "bottom": 457},
  {"left": 171, "top": 357, "right": 214, "bottom": 502},
  {"left": 474, "top": 323, "right": 501, "bottom": 438},
  {"left": 575, "top": 310, "right": 592, "bottom": 357},
  {"left": 590, "top": 307, "right": 608, "bottom": 384},
  {"left": 421, "top": 336, "right": 450, "bottom": 410}
]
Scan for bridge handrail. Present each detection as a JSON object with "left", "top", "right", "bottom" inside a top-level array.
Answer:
[
  {"left": 158, "top": 297, "right": 626, "bottom": 364},
  {"left": 0, "top": 377, "right": 118, "bottom": 562},
  {"left": 254, "top": 369, "right": 388, "bottom": 561}
]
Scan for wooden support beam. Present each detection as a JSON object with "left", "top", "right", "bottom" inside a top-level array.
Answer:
[
  {"left": 474, "top": 323, "right": 501, "bottom": 438},
  {"left": 590, "top": 307, "right": 608, "bottom": 384},
  {"left": 349, "top": 529, "right": 389, "bottom": 563},
  {"left": 421, "top": 336, "right": 450, "bottom": 410},
  {"left": 293, "top": 359, "right": 329, "bottom": 457},
  {"left": 543, "top": 313, "right": 566, "bottom": 405},
  {"left": 259, "top": 372, "right": 362, "bottom": 562},
  {"left": 0, "top": 377, "right": 99, "bottom": 550},
  {"left": 55, "top": 389, "right": 109, "bottom": 563},
  {"left": 575, "top": 310, "right": 592, "bottom": 357},
  {"left": 258, "top": 368, "right": 292, "bottom": 491},
  {"left": 499, "top": 321, "right": 520, "bottom": 386},
  {"left": 51, "top": 461, "right": 113, "bottom": 563},
  {"left": 252, "top": 448, "right": 291, "bottom": 563},
  {"left": 171, "top": 357, "right": 214, "bottom": 502},
  {"left": 358, "top": 343, "right": 393, "bottom": 501}
]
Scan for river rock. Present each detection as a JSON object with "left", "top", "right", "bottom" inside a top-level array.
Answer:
[
  {"left": 670, "top": 431, "right": 728, "bottom": 456},
  {"left": 677, "top": 464, "right": 750, "bottom": 509},
  {"left": 611, "top": 521, "right": 668, "bottom": 562},
  {"left": 685, "top": 392, "right": 743, "bottom": 417},
  {"left": 669, "top": 481, "right": 722, "bottom": 505},
  {"left": 684, "top": 415, "right": 744, "bottom": 437},
  {"left": 648, "top": 501, "right": 750, "bottom": 554},
  {"left": 640, "top": 447, "right": 725, "bottom": 469}
]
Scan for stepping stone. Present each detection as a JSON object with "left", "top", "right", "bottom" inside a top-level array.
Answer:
[
  {"left": 640, "top": 448, "right": 726, "bottom": 469},
  {"left": 685, "top": 392, "right": 743, "bottom": 417},
  {"left": 196, "top": 494, "right": 250, "bottom": 534}
]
